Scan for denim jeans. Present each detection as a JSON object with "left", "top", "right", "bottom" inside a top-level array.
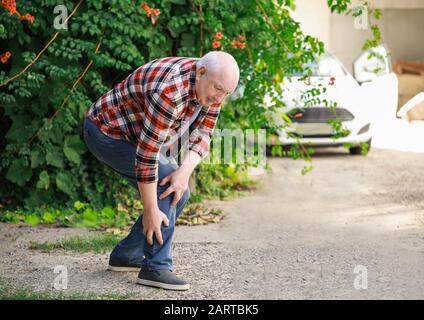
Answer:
[{"left": 82, "top": 117, "right": 191, "bottom": 271}]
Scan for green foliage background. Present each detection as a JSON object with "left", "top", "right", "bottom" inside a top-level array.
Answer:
[{"left": 0, "top": 0, "right": 377, "bottom": 213}]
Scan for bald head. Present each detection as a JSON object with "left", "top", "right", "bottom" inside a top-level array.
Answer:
[
  {"left": 197, "top": 51, "right": 240, "bottom": 87},
  {"left": 194, "top": 51, "right": 240, "bottom": 106}
]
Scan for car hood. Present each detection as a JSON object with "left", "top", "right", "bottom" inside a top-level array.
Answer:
[{"left": 266, "top": 76, "right": 361, "bottom": 113}]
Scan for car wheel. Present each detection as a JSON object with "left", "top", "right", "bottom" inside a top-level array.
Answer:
[{"left": 349, "top": 139, "right": 371, "bottom": 155}]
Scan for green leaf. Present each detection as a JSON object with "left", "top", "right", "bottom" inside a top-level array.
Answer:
[
  {"left": 282, "top": 113, "right": 292, "bottom": 123},
  {"left": 101, "top": 207, "right": 115, "bottom": 220},
  {"left": 47, "top": 124, "right": 65, "bottom": 144},
  {"left": 64, "top": 135, "right": 87, "bottom": 164},
  {"left": 167, "top": 0, "right": 187, "bottom": 4},
  {"left": 82, "top": 208, "right": 98, "bottom": 222},
  {"left": 0, "top": 212, "right": 20, "bottom": 224},
  {"left": 180, "top": 32, "right": 195, "bottom": 49},
  {"left": 42, "top": 212, "right": 56, "bottom": 224},
  {"left": 74, "top": 201, "right": 87, "bottom": 211},
  {"left": 6, "top": 159, "right": 33, "bottom": 186},
  {"left": 36, "top": 171, "right": 50, "bottom": 190},
  {"left": 24, "top": 214, "right": 40, "bottom": 226},
  {"left": 56, "top": 172, "right": 74, "bottom": 196},
  {"left": 5, "top": 115, "right": 33, "bottom": 143},
  {"left": 46, "top": 151, "right": 64, "bottom": 168},
  {"left": 64, "top": 145, "right": 81, "bottom": 164},
  {"left": 30, "top": 151, "right": 44, "bottom": 168}
]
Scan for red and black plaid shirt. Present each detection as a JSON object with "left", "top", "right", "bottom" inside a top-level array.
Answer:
[{"left": 85, "top": 57, "right": 221, "bottom": 183}]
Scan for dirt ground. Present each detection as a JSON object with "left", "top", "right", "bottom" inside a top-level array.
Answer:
[{"left": 1, "top": 147, "right": 424, "bottom": 299}]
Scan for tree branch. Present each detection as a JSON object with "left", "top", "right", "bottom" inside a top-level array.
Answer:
[
  {"left": 0, "top": 0, "right": 85, "bottom": 88},
  {"left": 27, "top": 31, "right": 104, "bottom": 147}
]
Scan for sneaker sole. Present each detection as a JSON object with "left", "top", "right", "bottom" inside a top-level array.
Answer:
[
  {"left": 108, "top": 265, "right": 140, "bottom": 272},
  {"left": 136, "top": 278, "right": 190, "bottom": 291}
]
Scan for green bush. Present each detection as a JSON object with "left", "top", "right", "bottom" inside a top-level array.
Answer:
[
  {"left": 0, "top": 200, "right": 139, "bottom": 228},
  {"left": 0, "top": 0, "right": 379, "bottom": 211}
]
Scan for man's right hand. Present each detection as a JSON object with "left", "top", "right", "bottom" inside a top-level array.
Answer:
[{"left": 142, "top": 207, "right": 170, "bottom": 246}]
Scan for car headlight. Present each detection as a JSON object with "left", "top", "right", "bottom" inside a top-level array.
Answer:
[{"left": 357, "top": 123, "right": 370, "bottom": 135}]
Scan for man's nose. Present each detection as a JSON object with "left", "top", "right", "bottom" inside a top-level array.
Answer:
[{"left": 213, "top": 94, "right": 225, "bottom": 104}]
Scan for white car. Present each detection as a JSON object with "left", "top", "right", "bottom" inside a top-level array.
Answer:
[{"left": 266, "top": 46, "right": 398, "bottom": 155}]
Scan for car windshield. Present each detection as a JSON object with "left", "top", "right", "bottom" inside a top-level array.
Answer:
[{"left": 292, "top": 54, "right": 346, "bottom": 77}]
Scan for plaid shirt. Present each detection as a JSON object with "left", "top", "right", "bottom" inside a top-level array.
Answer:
[{"left": 85, "top": 57, "right": 221, "bottom": 183}]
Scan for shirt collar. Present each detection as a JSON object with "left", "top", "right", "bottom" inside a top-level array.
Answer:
[{"left": 188, "top": 60, "right": 202, "bottom": 108}]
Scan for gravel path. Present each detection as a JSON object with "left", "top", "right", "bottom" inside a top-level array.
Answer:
[{"left": 1, "top": 147, "right": 423, "bottom": 299}]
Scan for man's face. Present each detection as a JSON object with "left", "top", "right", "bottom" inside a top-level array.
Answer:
[{"left": 195, "top": 66, "right": 237, "bottom": 107}]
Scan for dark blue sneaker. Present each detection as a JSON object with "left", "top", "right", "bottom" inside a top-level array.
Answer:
[{"left": 137, "top": 267, "right": 190, "bottom": 291}]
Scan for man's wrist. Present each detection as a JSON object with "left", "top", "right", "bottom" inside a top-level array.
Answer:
[
  {"left": 143, "top": 204, "right": 159, "bottom": 214},
  {"left": 179, "top": 162, "right": 195, "bottom": 175},
  {"left": 180, "top": 150, "right": 201, "bottom": 174}
]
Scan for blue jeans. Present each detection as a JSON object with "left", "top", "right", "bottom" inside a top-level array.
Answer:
[{"left": 82, "top": 117, "right": 190, "bottom": 271}]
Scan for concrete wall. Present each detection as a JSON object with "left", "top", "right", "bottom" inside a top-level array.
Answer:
[
  {"left": 330, "top": 9, "right": 424, "bottom": 73},
  {"left": 290, "top": 0, "right": 331, "bottom": 49},
  {"left": 371, "top": 0, "right": 424, "bottom": 9},
  {"left": 292, "top": 0, "right": 424, "bottom": 73}
]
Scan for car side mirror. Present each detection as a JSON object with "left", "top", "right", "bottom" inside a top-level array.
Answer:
[
  {"left": 397, "top": 92, "right": 424, "bottom": 121},
  {"left": 353, "top": 45, "right": 392, "bottom": 84}
]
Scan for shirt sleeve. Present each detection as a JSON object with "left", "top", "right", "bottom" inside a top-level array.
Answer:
[
  {"left": 189, "top": 104, "right": 221, "bottom": 158},
  {"left": 135, "top": 91, "right": 177, "bottom": 183}
]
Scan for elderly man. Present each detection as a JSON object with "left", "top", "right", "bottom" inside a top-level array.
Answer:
[{"left": 83, "top": 51, "right": 239, "bottom": 290}]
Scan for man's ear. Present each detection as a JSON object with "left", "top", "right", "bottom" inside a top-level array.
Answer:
[
  {"left": 198, "top": 66, "right": 206, "bottom": 76},
  {"left": 196, "top": 66, "right": 206, "bottom": 82}
]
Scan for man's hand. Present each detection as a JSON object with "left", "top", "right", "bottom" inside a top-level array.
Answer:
[
  {"left": 142, "top": 207, "right": 169, "bottom": 246},
  {"left": 159, "top": 166, "right": 191, "bottom": 206}
]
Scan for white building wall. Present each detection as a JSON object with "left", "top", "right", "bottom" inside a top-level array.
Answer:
[
  {"left": 291, "top": 0, "right": 424, "bottom": 72},
  {"left": 290, "top": 0, "right": 331, "bottom": 50}
]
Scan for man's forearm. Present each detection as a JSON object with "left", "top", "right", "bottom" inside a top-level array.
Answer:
[{"left": 138, "top": 181, "right": 159, "bottom": 212}]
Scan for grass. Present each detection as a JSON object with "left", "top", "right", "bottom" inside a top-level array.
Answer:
[
  {"left": 0, "top": 284, "right": 138, "bottom": 300},
  {"left": 29, "top": 233, "right": 122, "bottom": 253}
]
